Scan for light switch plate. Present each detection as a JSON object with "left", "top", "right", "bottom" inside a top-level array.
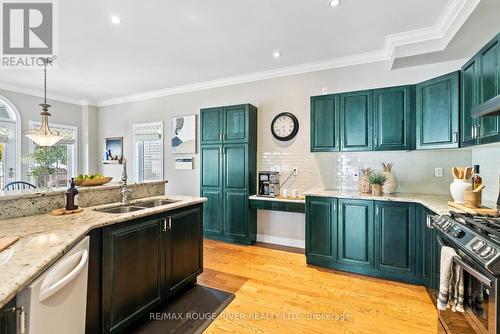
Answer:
[{"left": 434, "top": 167, "right": 443, "bottom": 177}]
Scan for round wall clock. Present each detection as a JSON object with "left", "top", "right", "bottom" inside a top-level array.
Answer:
[{"left": 271, "top": 112, "right": 299, "bottom": 141}]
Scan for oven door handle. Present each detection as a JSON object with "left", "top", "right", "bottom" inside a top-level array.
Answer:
[{"left": 436, "top": 235, "right": 493, "bottom": 288}]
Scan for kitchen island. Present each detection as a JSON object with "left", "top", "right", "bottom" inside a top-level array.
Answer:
[{"left": 0, "top": 194, "right": 206, "bottom": 333}]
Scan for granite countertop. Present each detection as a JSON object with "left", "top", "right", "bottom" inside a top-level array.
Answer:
[
  {"left": 0, "top": 194, "right": 206, "bottom": 309},
  {"left": 303, "top": 188, "right": 456, "bottom": 214},
  {"left": 249, "top": 195, "right": 305, "bottom": 204},
  {"left": 0, "top": 180, "right": 167, "bottom": 201}
]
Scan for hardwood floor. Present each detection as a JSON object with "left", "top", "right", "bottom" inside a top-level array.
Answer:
[{"left": 198, "top": 239, "right": 437, "bottom": 334}]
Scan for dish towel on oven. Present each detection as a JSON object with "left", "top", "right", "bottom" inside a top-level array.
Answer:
[{"left": 437, "top": 246, "right": 464, "bottom": 312}]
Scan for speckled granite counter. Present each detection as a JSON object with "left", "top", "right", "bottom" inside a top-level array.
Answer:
[
  {"left": 0, "top": 194, "right": 206, "bottom": 308},
  {"left": 303, "top": 188, "right": 456, "bottom": 214}
]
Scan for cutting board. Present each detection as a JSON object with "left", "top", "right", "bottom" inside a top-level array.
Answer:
[
  {"left": 0, "top": 237, "right": 19, "bottom": 252},
  {"left": 50, "top": 208, "right": 84, "bottom": 216},
  {"left": 448, "top": 201, "right": 499, "bottom": 215}
]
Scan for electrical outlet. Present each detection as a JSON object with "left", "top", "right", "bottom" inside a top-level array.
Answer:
[
  {"left": 434, "top": 167, "right": 443, "bottom": 178},
  {"left": 274, "top": 166, "right": 281, "bottom": 173},
  {"left": 322, "top": 87, "right": 328, "bottom": 94},
  {"left": 352, "top": 168, "right": 360, "bottom": 182},
  {"left": 293, "top": 167, "right": 298, "bottom": 175}
]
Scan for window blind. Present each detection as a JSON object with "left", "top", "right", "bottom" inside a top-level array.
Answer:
[
  {"left": 135, "top": 123, "right": 163, "bottom": 182},
  {"left": 0, "top": 127, "right": 10, "bottom": 143}
]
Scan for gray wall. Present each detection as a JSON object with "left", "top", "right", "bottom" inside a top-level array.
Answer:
[
  {"left": 98, "top": 58, "right": 467, "bottom": 196},
  {"left": 0, "top": 89, "right": 85, "bottom": 180}
]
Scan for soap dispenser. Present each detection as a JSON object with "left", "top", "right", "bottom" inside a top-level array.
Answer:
[{"left": 65, "top": 178, "right": 79, "bottom": 210}]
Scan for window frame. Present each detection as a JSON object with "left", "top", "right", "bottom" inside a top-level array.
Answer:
[
  {"left": 133, "top": 121, "right": 164, "bottom": 183},
  {"left": 28, "top": 121, "right": 78, "bottom": 180},
  {"left": 0, "top": 95, "right": 21, "bottom": 186}
]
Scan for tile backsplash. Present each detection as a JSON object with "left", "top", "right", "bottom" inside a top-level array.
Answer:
[{"left": 258, "top": 149, "right": 472, "bottom": 196}]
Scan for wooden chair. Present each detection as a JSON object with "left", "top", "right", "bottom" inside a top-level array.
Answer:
[{"left": 2, "top": 181, "right": 37, "bottom": 191}]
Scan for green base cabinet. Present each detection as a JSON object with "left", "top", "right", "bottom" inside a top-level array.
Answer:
[
  {"left": 416, "top": 71, "right": 459, "bottom": 149},
  {"left": 420, "top": 207, "right": 440, "bottom": 290},
  {"left": 0, "top": 299, "right": 16, "bottom": 334},
  {"left": 306, "top": 197, "right": 425, "bottom": 285},
  {"left": 100, "top": 204, "right": 203, "bottom": 333},
  {"left": 201, "top": 104, "right": 257, "bottom": 245},
  {"left": 374, "top": 201, "right": 420, "bottom": 284},
  {"left": 102, "top": 217, "right": 165, "bottom": 333}
]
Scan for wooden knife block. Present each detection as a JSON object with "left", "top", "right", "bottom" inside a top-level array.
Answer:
[{"left": 464, "top": 189, "right": 482, "bottom": 208}]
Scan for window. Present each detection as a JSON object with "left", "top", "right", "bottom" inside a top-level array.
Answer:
[
  {"left": 0, "top": 96, "right": 21, "bottom": 190},
  {"left": 134, "top": 122, "right": 163, "bottom": 182},
  {"left": 28, "top": 121, "right": 77, "bottom": 187}
]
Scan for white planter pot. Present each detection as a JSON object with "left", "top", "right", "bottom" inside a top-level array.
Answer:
[
  {"left": 450, "top": 179, "right": 472, "bottom": 204},
  {"left": 383, "top": 171, "right": 397, "bottom": 194}
]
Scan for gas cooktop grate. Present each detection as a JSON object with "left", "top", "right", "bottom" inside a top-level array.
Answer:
[{"left": 450, "top": 211, "right": 500, "bottom": 240}]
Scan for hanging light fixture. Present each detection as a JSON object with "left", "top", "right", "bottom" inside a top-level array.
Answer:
[{"left": 24, "top": 57, "right": 63, "bottom": 147}]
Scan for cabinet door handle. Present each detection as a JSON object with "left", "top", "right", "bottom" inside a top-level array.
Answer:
[
  {"left": 162, "top": 218, "right": 167, "bottom": 232},
  {"left": 476, "top": 124, "right": 481, "bottom": 138},
  {"left": 452, "top": 131, "right": 458, "bottom": 143},
  {"left": 471, "top": 126, "right": 475, "bottom": 139},
  {"left": 374, "top": 136, "right": 378, "bottom": 147},
  {"left": 426, "top": 214, "right": 433, "bottom": 229},
  {"left": 168, "top": 217, "right": 172, "bottom": 230},
  {"left": 219, "top": 133, "right": 222, "bottom": 141}
]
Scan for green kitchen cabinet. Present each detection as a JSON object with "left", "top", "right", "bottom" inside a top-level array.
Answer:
[
  {"left": 337, "top": 199, "right": 374, "bottom": 272},
  {"left": 201, "top": 145, "right": 223, "bottom": 237},
  {"left": 0, "top": 299, "right": 16, "bottom": 334},
  {"left": 461, "top": 57, "right": 479, "bottom": 147},
  {"left": 340, "top": 90, "right": 373, "bottom": 151},
  {"left": 201, "top": 107, "right": 223, "bottom": 144},
  {"left": 416, "top": 71, "right": 459, "bottom": 149},
  {"left": 102, "top": 217, "right": 165, "bottom": 333},
  {"left": 373, "top": 86, "right": 414, "bottom": 151},
  {"left": 305, "top": 197, "right": 337, "bottom": 265},
  {"left": 310, "top": 94, "right": 340, "bottom": 152},
  {"left": 165, "top": 206, "right": 203, "bottom": 296},
  {"left": 200, "top": 104, "right": 257, "bottom": 245},
  {"left": 420, "top": 206, "right": 439, "bottom": 290},
  {"left": 477, "top": 35, "right": 500, "bottom": 145},
  {"left": 374, "top": 201, "right": 419, "bottom": 283}
]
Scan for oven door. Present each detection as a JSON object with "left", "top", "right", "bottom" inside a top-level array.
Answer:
[{"left": 436, "top": 235, "right": 497, "bottom": 334}]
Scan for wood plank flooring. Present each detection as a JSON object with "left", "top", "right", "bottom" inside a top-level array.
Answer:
[{"left": 198, "top": 239, "right": 437, "bottom": 334}]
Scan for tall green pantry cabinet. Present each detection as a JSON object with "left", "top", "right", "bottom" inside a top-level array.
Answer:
[{"left": 200, "top": 104, "right": 257, "bottom": 244}]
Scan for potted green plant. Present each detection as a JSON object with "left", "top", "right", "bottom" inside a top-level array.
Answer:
[
  {"left": 25, "top": 146, "right": 67, "bottom": 188},
  {"left": 368, "top": 172, "right": 387, "bottom": 196}
]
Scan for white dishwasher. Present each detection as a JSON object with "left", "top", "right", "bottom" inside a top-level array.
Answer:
[{"left": 17, "top": 236, "right": 89, "bottom": 334}]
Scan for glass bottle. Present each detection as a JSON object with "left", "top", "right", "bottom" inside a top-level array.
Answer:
[{"left": 472, "top": 165, "right": 482, "bottom": 190}]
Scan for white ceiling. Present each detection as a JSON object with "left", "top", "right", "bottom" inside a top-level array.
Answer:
[{"left": 0, "top": 0, "right": 494, "bottom": 105}]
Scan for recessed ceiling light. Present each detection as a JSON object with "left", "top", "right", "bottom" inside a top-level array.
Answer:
[
  {"left": 329, "top": 0, "right": 341, "bottom": 7},
  {"left": 273, "top": 51, "right": 281, "bottom": 59},
  {"left": 111, "top": 16, "right": 122, "bottom": 25}
]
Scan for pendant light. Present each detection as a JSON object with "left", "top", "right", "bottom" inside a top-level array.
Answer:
[{"left": 24, "top": 57, "right": 63, "bottom": 147}]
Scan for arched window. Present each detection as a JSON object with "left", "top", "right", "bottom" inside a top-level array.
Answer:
[{"left": 0, "top": 96, "right": 21, "bottom": 190}]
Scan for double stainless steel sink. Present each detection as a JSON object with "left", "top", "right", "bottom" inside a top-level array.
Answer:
[{"left": 95, "top": 199, "right": 179, "bottom": 214}]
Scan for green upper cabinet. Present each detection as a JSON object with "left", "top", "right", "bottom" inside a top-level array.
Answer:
[
  {"left": 461, "top": 57, "right": 479, "bottom": 147},
  {"left": 340, "top": 90, "right": 373, "bottom": 151},
  {"left": 337, "top": 199, "right": 374, "bottom": 270},
  {"left": 374, "top": 202, "right": 417, "bottom": 282},
  {"left": 416, "top": 71, "right": 459, "bottom": 149},
  {"left": 201, "top": 104, "right": 255, "bottom": 145},
  {"left": 477, "top": 35, "right": 500, "bottom": 145},
  {"left": 201, "top": 107, "right": 223, "bottom": 144},
  {"left": 305, "top": 197, "right": 337, "bottom": 263},
  {"left": 224, "top": 104, "right": 248, "bottom": 143},
  {"left": 310, "top": 94, "right": 340, "bottom": 152},
  {"left": 373, "top": 86, "right": 414, "bottom": 151}
]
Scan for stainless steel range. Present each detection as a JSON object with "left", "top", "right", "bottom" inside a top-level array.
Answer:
[{"left": 431, "top": 211, "right": 500, "bottom": 334}]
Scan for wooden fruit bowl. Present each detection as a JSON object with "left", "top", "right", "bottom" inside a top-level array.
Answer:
[{"left": 74, "top": 177, "right": 113, "bottom": 187}]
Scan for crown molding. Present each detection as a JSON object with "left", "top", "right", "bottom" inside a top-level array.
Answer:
[
  {"left": 0, "top": 83, "right": 96, "bottom": 106},
  {"left": 98, "top": 0, "right": 478, "bottom": 107}
]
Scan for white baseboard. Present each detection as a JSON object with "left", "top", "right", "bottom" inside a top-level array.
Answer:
[{"left": 256, "top": 234, "right": 305, "bottom": 249}]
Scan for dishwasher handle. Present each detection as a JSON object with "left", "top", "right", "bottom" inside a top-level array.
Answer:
[{"left": 38, "top": 249, "right": 89, "bottom": 302}]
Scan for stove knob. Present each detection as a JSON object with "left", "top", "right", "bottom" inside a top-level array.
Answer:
[
  {"left": 480, "top": 246, "right": 494, "bottom": 258},
  {"left": 472, "top": 240, "right": 485, "bottom": 252},
  {"left": 454, "top": 229, "right": 465, "bottom": 239}
]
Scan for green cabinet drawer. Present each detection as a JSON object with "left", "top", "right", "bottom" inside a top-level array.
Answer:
[{"left": 416, "top": 71, "right": 459, "bottom": 149}]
